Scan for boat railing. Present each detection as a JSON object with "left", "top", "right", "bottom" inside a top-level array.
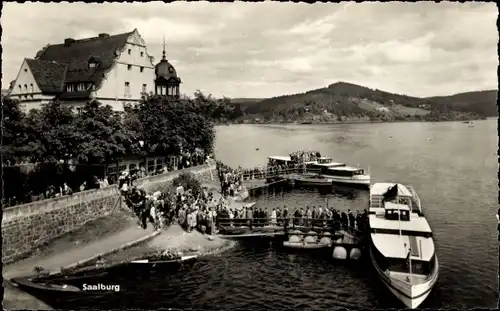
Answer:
[
  {"left": 216, "top": 217, "right": 366, "bottom": 237},
  {"left": 241, "top": 167, "right": 301, "bottom": 180}
]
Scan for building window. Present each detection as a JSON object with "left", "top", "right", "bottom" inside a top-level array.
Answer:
[
  {"left": 24, "top": 84, "right": 28, "bottom": 92},
  {"left": 24, "top": 68, "right": 28, "bottom": 72},
  {"left": 147, "top": 160, "right": 155, "bottom": 173},
  {"left": 77, "top": 83, "right": 86, "bottom": 91},
  {"left": 76, "top": 107, "right": 83, "bottom": 114},
  {"left": 142, "top": 84, "right": 147, "bottom": 93},
  {"left": 140, "top": 51, "right": 144, "bottom": 57},
  {"left": 29, "top": 84, "right": 34, "bottom": 93},
  {"left": 128, "top": 49, "right": 131, "bottom": 55},
  {"left": 89, "top": 62, "right": 96, "bottom": 68},
  {"left": 140, "top": 67, "right": 144, "bottom": 72},
  {"left": 127, "top": 64, "right": 132, "bottom": 71},
  {"left": 66, "top": 84, "right": 75, "bottom": 92},
  {"left": 124, "top": 82, "right": 130, "bottom": 96},
  {"left": 18, "top": 85, "right": 21, "bottom": 92}
]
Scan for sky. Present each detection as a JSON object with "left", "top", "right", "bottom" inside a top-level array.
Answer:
[{"left": 2, "top": 1, "right": 498, "bottom": 99}]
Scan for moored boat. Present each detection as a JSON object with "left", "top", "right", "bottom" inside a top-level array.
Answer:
[
  {"left": 302, "top": 156, "right": 370, "bottom": 188},
  {"left": 369, "top": 183, "right": 439, "bottom": 308},
  {"left": 131, "top": 254, "right": 198, "bottom": 265}
]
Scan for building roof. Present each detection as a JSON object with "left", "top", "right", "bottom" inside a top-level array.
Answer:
[
  {"left": 33, "top": 30, "right": 133, "bottom": 92},
  {"left": 25, "top": 59, "right": 67, "bottom": 93},
  {"left": 370, "top": 233, "right": 435, "bottom": 261}
]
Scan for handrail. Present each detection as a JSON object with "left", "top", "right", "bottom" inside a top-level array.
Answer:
[{"left": 216, "top": 217, "right": 365, "bottom": 235}]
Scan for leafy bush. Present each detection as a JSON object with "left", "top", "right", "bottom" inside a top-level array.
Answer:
[{"left": 172, "top": 172, "right": 202, "bottom": 196}]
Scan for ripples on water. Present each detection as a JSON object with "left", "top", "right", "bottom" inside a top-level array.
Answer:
[{"left": 48, "top": 121, "right": 497, "bottom": 310}]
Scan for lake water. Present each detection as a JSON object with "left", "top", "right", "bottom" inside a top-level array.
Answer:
[
  {"left": 213, "top": 120, "right": 498, "bottom": 308},
  {"left": 44, "top": 120, "right": 500, "bottom": 309}
]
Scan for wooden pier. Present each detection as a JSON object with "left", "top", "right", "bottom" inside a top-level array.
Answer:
[{"left": 216, "top": 217, "right": 367, "bottom": 260}]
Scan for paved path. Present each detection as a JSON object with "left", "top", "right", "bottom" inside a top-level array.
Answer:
[{"left": 3, "top": 220, "right": 155, "bottom": 310}]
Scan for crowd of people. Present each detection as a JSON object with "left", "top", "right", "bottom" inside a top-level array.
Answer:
[
  {"left": 289, "top": 150, "right": 321, "bottom": 163},
  {"left": 215, "top": 161, "right": 244, "bottom": 198},
  {"left": 3, "top": 149, "right": 210, "bottom": 208},
  {"left": 217, "top": 205, "right": 369, "bottom": 234}
]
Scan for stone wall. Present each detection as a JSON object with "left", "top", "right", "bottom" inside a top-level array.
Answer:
[
  {"left": 1, "top": 163, "right": 217, "bottom": 264},
  {"left": 2, "top": 186, "right": 122, "bottom": 264},
  {"left": 134, "top": 162, "right": 216, "bottom": 193}
]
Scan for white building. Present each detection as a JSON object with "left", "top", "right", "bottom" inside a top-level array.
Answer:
[{"left": 7, "top": 29, "right": 181, "bottom": 112}]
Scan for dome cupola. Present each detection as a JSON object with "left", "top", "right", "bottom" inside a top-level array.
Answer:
[{"left": 154, "top": 37, "right": 181, "bottom": 98}]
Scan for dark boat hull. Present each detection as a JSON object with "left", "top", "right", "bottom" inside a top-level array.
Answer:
[{"left": 10, "top": 276, "right": 115, "bottom": 309}]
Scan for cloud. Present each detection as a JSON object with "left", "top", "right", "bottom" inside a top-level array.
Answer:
[{"left": 1, "top": 2, "right": 498, "bottom": 98}]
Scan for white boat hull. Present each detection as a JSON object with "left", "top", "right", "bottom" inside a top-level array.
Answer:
[
  {"left": 369, "top": 248, "right": 439, "bottom": 308},
  {"left": 325, "top": 175, "right": 371, "bottom": 187}
]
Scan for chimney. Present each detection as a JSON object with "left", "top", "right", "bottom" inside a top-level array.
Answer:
[
  {"left": 64, "top": 38, "right": 76, "bottom": 46},
  {"left": 98, "top": 33, "right": 109, "bottom": 38}
]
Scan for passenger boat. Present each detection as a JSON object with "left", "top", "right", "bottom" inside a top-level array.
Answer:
[
  {"left": 303, "top": 157, "right": 370, "bottom": 188},
  {"left": 368, "top": 183, "right": 439, "bottom": 308}
]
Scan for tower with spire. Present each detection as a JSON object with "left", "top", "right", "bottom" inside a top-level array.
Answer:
[{"left": 154, "top": 36, "right": 181, "bottom": 98}]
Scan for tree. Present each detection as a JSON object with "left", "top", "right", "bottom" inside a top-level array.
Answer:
[
  {"left": 1, "top": 98, "right": 28, "bottom": 164},
  {"left": 74, "top": 100, "right": 131, "bottom": 164},
  {"left": 172, "top": 172, "right": 202, "bottom": 196},
  {"left": 134, "top": 94, "right": 215, "bottom": 157},
  {"left": 26, "top": 100, "right": 79, "bottom": 163}
]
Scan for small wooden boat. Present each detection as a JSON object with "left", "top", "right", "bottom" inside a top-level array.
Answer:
[{"left": 130, "top": 255, "right": 198, "bottom": 265}]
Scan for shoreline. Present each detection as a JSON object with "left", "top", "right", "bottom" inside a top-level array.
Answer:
[{"left": 217, "top": 116, "right": 491, "bottom": 127}]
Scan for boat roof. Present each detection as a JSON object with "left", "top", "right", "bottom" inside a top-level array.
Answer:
[
  {"left": 370, "top": 233, "right": 435, "bottom": 261},
  {"left": 268, "top": 156, "right": 292, "bottom": 162},
  {"left": 384, "top": 202, "right": 410, "bottom": 211},
  {"left": 371, "top": 182, "right": 413, "bottom": 197},
  {"left": 328, "top": 166, "right": 362, "bottom": 171},
  {"left": 369, "top": 213, "right": 432, "bottom": 233}
]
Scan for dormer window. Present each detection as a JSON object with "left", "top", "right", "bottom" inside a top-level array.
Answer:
[
  {"left": 88, "top": 56, "right": 100, "bottom": 69},
  {"left": 140, "top": 51, "right": 144, "bottom": 57}
]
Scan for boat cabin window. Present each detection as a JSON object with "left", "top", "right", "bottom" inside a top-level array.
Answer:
[
  {"left": 370, "top": 244, "right": 435, "bottom": 275},
  {"left": 385, "top": 209, "right": 410, "bottom": 221},
  {"left": 327, "top": 169, "right": 356, "bottom": 177},
  {"left": 317, "top": 157, "right": 332, "bottom": 164}
]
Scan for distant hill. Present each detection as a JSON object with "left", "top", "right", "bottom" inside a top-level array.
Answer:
[
  {"left": 423, "top": 90, "right": 498, "bottom": 117},
  {"left": 230, "top": 98, "right": 265, "bottom": 114},
  {"left": 229, "top": 82, "right": 497, "bottom": 123}
]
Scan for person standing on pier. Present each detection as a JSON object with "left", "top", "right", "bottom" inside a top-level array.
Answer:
[
  {"left": 341, "top": 211, "right": 348, "bottom": 230},
  {"left": 276, "top": 207, "right": 282, "bottom": 226},
  {"left": 348, "top": 209, "right": 355, "bottom": 230},
  {"left": 306, "top": 206, "right": 313, "bottom": 227},
  {"left": 355, "top": 210, "right": 362, "bottom": 230},
  {"left": 293, "top": 208, "right": 301, "bottom": 226},
  {"left": 283, "top": 205, "right": 289, "bottom": 229},
  {"left": 271, "top": 208, "right": 277, "bottom": 226}
]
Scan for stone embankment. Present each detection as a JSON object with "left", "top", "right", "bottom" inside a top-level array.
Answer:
[{"left": 1, "top": 163, "right": 216, "bottom": 264}]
